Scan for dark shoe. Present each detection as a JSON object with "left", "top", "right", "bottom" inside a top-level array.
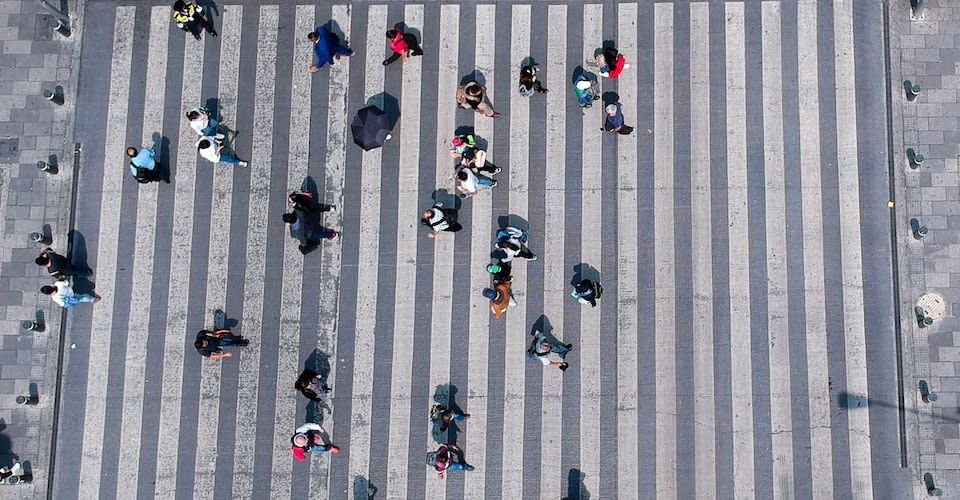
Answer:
[
  {"left": 559, "top": 362, "right": 569, "bottom": 371},
  {"left": 491, "top": 167, "right": 502, "bottom": 174},
  {"left": 193, "top": 33, "right": 202, "bottom": 40},
  {"left": 465, "top": 465, "right": 475, "bottom": 471},
  {"left": 382, "top": 59, "right": 390, "bottom": 66},
  {"left": 239, "top": 338, "right": 250, "bottom": 346},
  {"left": 326, "top": 231, "right": 339, "bottom": 240},
  {"left": 492, "top": 112, "right": 502, "bottom": 118},
  {"left": 565, "top": 343, "right": 573, "bottom": 350},
  {"left": 593, "top": 95, "right": 600, "bottom": 101},
  {"left": 210, "top": 30, "right": 218, "bottom": 37}
]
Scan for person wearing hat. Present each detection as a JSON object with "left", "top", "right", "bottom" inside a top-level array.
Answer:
[
  {"left": 291, "top": 423, "right": 340, "bottom": 461},
  {"left": 483, "top": 280, "right": 516, "bottom": 319},
  {"left": 421, "top": 203, "right": 462, "bottom": 238},
  {"left": 456, "top": 80, "right": 501, "bottom": 118},
  {"left": 572, "top": 74, "right": 599, "bottom": 108},
  {"left": 518, "top": 64, "right": 548, "bottom": 96},
  {"left": 603, "top": 102, "right": 634, "bottom": 135}
]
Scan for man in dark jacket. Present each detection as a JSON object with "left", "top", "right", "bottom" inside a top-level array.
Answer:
[
  {"left": 194, "top": 328, "right": 248, "bottom": 360},
  {"left": 283, "top": 208, "right": 339, "bottom": 254}
]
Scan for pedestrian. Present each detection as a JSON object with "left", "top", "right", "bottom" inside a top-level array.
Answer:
[
  {"left": 427, "top": 443, "right": 474, "bottom": 479},
  {"left": 518, "top": 64, "right": 547, "bottom": 96},
  {"left": 194, "top": 328, "right": 248, "bottom": 360},
  {"left": 186, "top": 107, "right": 220, "bottom": 137},
  {"left": 571, "top": 278, "right": 603, "bottom": 307},
  {"left": 495, "top": 227, "right": 537, "bottom": 262},
  {"left": 482, "top": 280, "right": 516, "bottom": 319},
  {"left": 197, "top": 136, "right": 248, "bottom": 166},
  {"left": 595, "top": 46, "right": 628, "bottom": 79},
  {"left": 459, "top": 148, "right": 501, "bottom": 176},
  {"left": 572, "top": 73, "right": 600, "bottom": 108},
  {"left": 430, "top": 403, "right": 470, "bottom": 432},
  {"left": 485, "top": 261, "right": 512, "bottom": 282},
  {"left": 35, "top": 248, "right": 76, "bottom": 279},
  {"left": 40, "top": 280, "right": 100, "bottom": 309},
  {"left": 455, "top": 167, "right": 496, "bottom": 199},
  {"left": 172, "top": 0, "right": 217, "bottom": 41},
  {"left": 283, "top": 209, "right": 338, "bottom": 255},
  {"left": 449, "top": 134, "right": 478, "bottom": 158},
  {"left": 528, "top": 328, "right": 573, "bottom": 371},
  {"left": 602, "top": 102, "right": 634, "bottom": 135},
  {"left": 126, "top": 146, "right": 160, "bottom": 183},
  {"left": 295, "top": 368, "right": 332, "bottom": 402},
  {"left": 421, "top": 203, "right": 462, "bottom": 238},
  {"left": 383, "top": 26, "right": 423, "bottom": 66},
  {"left": 307, "top": 25, "right": 353, "bottom": 73},
  {"left": 291, "top": 423, "right": 340, "bottom": 460},
  {"left": 456, "top": 80, "right": 501, "bottom": 118}
]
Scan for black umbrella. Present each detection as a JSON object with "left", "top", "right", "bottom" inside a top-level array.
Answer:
[{"left": 351, "top": 105, "right": 393, "bottom": 151}]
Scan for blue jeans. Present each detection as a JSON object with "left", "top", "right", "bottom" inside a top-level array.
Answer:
[
  {"left": 219, "top": 152, "right": 240, "bottom": 164},
  {"left": 476, "top": 175, "right": 495, "bottom": 187},
  {"left": 202, "top": 118, "right": 219, "bottom": 136},
  {"left": 218, "top": 335, "right": 243, "bottom": 346},
  {"left": 63, "top": 294, "right": 96, "bottom": 308},
  {"left": 447, "top": 463, "right": 467, "bottom": 472}
]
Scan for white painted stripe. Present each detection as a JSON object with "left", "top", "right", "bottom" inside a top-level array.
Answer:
[
  {"left": 760, "top": 4, "right": 795, "bottom": 499},
  {"left": 689, "top": 4, "right": 717, "bottom": 499},
  {"left": 725, "top": 4, "right": 756, "bottom": 499},
  {"left": 308, "top": 5, "right": 351, "bottom": 496},
  {"left": 615, "top": 4, "right": 640, "bottom": 500},
  {"left": 797, "top": 3, "right": 834, "bottom": 498},
  {"left": 424, "top": 5, "right": 458, "bottom": 498},
  {"left": 222, "top": 7, "right": 284, "bottom": 498},
  {"left": 346, "top": 4, "right": 388, "bottom": 491},
  {"left": 193, "top": 7, "right": 244, "bottom": 498},
  {"left": 653, "top": 3, "right": 678, "bottom": 496},
  {"left": 153, "top": 18, "right": 205, "bottom": 500},
  {"left": 115, "top": 6, "right": 168, "bottom": 490},
  {"left": 539, "top": 5, "right": 567, "bottom": 500},
  {"left": 579, "top": 4, "right": 603, "bottom": 497},
  {"left": 501, "top": 5, "right": 530, "bottom": 499},
  {"left": 833, "top": 1, "right": 874, "bottom": 496},
  {"left": 463, "top": 5, "right": 494, "bottom": 498},
  {"left": 77, "top": 10, "right": 136, "bottom": 498},
  {"left": 385, "top": 5, "right": 423, "bottom": 499}
]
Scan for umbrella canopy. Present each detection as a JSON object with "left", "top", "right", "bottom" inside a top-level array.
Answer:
[{"left": 351, "top": 105, "right": 393, "bottom": 151}]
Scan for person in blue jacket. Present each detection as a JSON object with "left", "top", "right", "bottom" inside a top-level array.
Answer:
[{"left": 307, "top": 25, "right": 353, "bottom": 72}]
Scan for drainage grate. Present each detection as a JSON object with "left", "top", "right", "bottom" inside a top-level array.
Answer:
[
  {"left": 35, "top": 14, "right": 54, "bottom": 41},
  {"left": 0, "top": 138, "right": 19, "bottom": 162}
]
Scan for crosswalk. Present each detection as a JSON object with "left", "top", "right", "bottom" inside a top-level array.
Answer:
[{"left": 52, "top": 1, "right": 907, "bottom": 499}]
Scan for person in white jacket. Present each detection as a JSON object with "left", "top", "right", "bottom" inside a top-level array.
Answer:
[
  {"left": 197, "top": 136, "right": 247, "bottom": 166},
  {"left": 40, "top": 280, "right": 100, "bottom": 309}
]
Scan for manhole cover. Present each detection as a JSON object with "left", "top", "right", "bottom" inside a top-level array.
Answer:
[
  {"left": 917, "top": 293, "right": 946, "bottom": 321},
  {"left": 35, "top": 14, "right": 54, "bottom": 41},
  {"left": 0, "top": 138, "right": 19, "bottom": 162}
]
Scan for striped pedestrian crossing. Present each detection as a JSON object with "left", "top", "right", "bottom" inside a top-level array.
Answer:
[{"left": 53, "top": 2, "right": 906, "bottom": 499}]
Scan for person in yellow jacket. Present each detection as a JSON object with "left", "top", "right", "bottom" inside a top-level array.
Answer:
[{"left": 172, "top": 1, "right": 217, "bottom": 41}]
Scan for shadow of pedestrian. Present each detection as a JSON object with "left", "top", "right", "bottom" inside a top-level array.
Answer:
[
  {"left": 572, "top": 263, "right": 600, "bottom": 286},
  {"left": 305, "top": 349, "right": 332, "bottom": 380},
  {"left": 152, "top": 132, "right": 172, "bottom": 183},
  {"left": 325, "top": 19, "right": 349, "bottom": 49},
  {"left": 196, "top": 0, "right": 218, "bottom": 18},
  {"left": 563, "top": 468, "right": 590, "bottom": 500},
  {"left": 601, "top": 91, "right": 620, "bottom": 108},
  {"left": 213, "top": 308, "right": 238, "bottom": 329},
  {"left": 432, "top": 384, "right": 465, "bottom": 444},
  {"left": 496, "top": 215, "right": 529, "bottom": 233},
  {"left": 67, "top": 230, "right": 95, "bottom": 294},
  {"left": 305, "top": 400, "right": 330, "bottom": 425},
  {"left": 460, "top": 70, "right": 487, "bottom": 87},
  {"left": 0, "top": 419, "right": 16, "bottom": 469},
  {"left": 432, "top": 189, "right": 461, "bottom": 211},
  {"left": 521, "top": 56, "right": 538, "bottom": 68},
  {"left": 353, "top": 475, "right": 378, "bottom": 500}
]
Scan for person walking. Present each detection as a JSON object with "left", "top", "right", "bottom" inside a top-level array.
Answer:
[
  {"left": 291, "top": 423, "right": 340, "bottom": 460},
  {"left": 172, "top": 1, "right": 217, "bottom": 40},
  {"left": 197, "top": 136, "right": 248, "bottom": 166},
  {"left": 602, "top": 102, "right": 634, "bottom": 135},
  {"left": 283, "top": 209, "right": 339, "bottom": 255},
  {"left": 528, "top": 328, "right": 573, "bottom": 371},
  {"left": 40, "top": 280, "right": 100, "bottom": 309},
  {"left": 186, "top": 107, "right": 220, "bottom": 137},
  {"left": 572, "top": 73, "right": 600, "bottom": 108},
  {"left": 295, "top": 368, "right": 332, "bottom": 402},
  {"left": 126, "top": 146, "right": 160, "bottom": 183},
  {"left": 457, "top": 80, "right": 501, "bottom": 118},
  {"left": 486, "top": 261, "right": 512, "bottom": 282},
  {"left": 596, "top": 46, "right": 628, "bottom": 79},
  {"left": 383, "top": 26, "right": 423, "bottom": 66},
  {"left": 427, "top": 444, "right": 474, "bottom": 479},
  {"left": 421, "top": 203, "right": 462, "bottom": 238},
  {"left": 307, "top": 25, "right": 353, "bottom": 72},
  {"left": 194, "top": 328, "right": 248, "bottom": 360},
  {"left": 449, "top": 134, "right": 478, "bottom": 158},
  {"left": 483, "top": 280, "right": 516, "bottom": 319},
  {"left": 455, "top": 167, "right": 496, "bottom": 199},
  {"left": 571, "top": 278, "right": 603, "bottom": 307},
  {"left": 35, "top": 248, "right": 78, "bottom": 279},
  {"left": 459, "top": 148, "right": 501, "bottom": 176},
  {"left": 495, "top": 227, "right": 537, "bottom": 262},
  {"left": 430, "top": 403, "right": 470, "bottom": 432},
  {"left": 518, "top": 64, "right": 548, "bottom": 96}
]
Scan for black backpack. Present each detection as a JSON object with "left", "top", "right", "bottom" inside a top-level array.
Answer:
[
  {"left": 425, "top": 451, "right": 439, "bottom": 466},
  {"left": 131, "top": 163, "right": 154, "bottom": 184}
]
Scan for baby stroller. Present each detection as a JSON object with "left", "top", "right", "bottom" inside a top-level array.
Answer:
[{"left": 572, "top": 73, "right": 599, "bottom": 108}]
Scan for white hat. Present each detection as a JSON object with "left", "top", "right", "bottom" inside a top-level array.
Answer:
[
  {"left": 575, "top": 80, "right": 591, "bottom": 90},
  {"left": 605, "top": 104, "right": 618, "bottom": 114}
]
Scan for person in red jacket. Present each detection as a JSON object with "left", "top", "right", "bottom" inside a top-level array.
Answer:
[
  {"left": 596, "top": 46, "right": 630, "bottom": 79},
  {"left": 383, "top": 27, "right": 423, "bottom": 66}
]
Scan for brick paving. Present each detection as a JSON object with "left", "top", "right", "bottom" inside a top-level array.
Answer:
[
  {"left": 892, "top": 0, "right": 960, "bottom": 495},
  {"left": 0, "top": 0, "right": 83, "bottom": 496}
]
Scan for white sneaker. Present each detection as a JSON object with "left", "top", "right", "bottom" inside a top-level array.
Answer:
[{"left": 238, "top": 161, "right": 248, "bottom": 167}]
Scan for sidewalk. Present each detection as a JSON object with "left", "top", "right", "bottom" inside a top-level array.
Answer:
[
  {"left": 890, "top": 0, "right": 960, "bottom": 497},
  {"left": 0, "top": 0, "right": 84, "bottom": 497}
]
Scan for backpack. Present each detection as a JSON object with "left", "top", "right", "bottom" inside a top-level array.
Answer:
[
  {"left": 425, "top": 451, "right": 439, "bottom": 467},
  {"left": 130, "top": 162, "right": 154, "bottom": 184},
  {"left": 518, "top": 82, "right": 536, "bottom": 97},
  {"left": 497, "top": 227, "right": 527, "bottom": 244},
  {"left": 430, "top": 404, "right": 446, "bottom": 421}
]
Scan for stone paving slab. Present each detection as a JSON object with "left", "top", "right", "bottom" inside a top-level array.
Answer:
[{"left": 0, "top": 0, "right": 84, "bottom": 497}]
